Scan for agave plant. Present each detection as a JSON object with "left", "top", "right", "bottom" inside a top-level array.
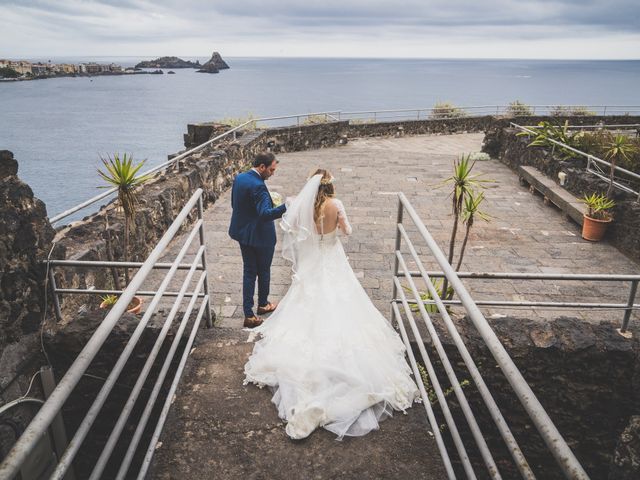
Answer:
[
  {"left": 519, "top": 120, "right": 583, "bottom": 160},
  {"left": 580, "top": 193, "right": 615, "bottom": 220},
  {"left": 603, "top": 134, "right": 637, "bottom": 198},
  {"left": 98, "top": 153, "right": 150, "bottom": 283}
]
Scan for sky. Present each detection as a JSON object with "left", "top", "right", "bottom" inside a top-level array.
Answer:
[{"left": 1, "top": 0, "right": 639, "bottom": 60}]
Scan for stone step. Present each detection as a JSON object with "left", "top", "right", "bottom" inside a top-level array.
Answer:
[
  {"left": 149, "top": 327, "right": 447, "bottom": 479},
  {"left": 518, "top": 165, "right": 585, "bottom": 226}
]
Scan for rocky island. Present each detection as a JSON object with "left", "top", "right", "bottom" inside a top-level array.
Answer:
[
  {"left": 134, "top": 56, "right": 200, "bottom": 69},
  {"left": 135, "top": 52, "right": 230, "bottom": 73},
  {"left": 197, "top": 51, "right": 231, "bottom": 74}
]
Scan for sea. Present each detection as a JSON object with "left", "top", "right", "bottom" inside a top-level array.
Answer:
[{"left": 1, "top": 56, "right": 639, "bottom": 221}]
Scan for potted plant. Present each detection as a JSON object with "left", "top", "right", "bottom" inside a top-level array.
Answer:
[
  {"left": 99, "top": 294, "right": 143, "bottom": 314},
  {"left": 580, "top": 193, "right": 615, "bottom": 241}
]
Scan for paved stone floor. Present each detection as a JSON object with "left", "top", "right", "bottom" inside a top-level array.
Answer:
[{"left": 150, "top": 132, "right": 639, "bottom": 327}]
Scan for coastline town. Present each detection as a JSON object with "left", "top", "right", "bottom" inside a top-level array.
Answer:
[
  {"left": 0, "top": 53, "right": 229, "bottom": 81},
  {"left": 0, "top": 59, "right": 159, "bottom": 81}
]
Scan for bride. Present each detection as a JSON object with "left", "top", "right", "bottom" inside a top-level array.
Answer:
[{"left": 244, "top": 168, "right": 419, "bottom": 440}]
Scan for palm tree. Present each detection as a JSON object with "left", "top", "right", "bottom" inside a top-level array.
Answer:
[
  {"left": 603, "top": 134, "right": 637, "bottom": 198},
  {"left": 440, "top": 154, "right": 489, "bottom": 299},
  {"left": 98, "top": 153, "right": 150, "bottom": 283}
]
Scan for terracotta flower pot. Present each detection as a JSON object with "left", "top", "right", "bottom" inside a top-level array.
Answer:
[
  {"left": 582, "top": 215, "right": 612, "bottom": 242},
  {"left": 126, "top": 296, "right": 143, "bottom": 315}
]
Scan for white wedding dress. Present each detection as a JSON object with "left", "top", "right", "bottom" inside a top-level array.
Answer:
[{"left": 243, "top": 175, "right": 419, "bottom": 440}]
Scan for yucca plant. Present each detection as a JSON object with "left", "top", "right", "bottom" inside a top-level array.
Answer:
[
  {"left": 455, "top": 191, "right": 491, "bottom": 272},
  {"left": 440, "top": 154, "right": 490, "bottom": 298},
  {"left": 98, "top": 153, "right": 150, "bottom": 283},
  {"left": 603, "top": 135, "right": 637, "bottom": 198}
]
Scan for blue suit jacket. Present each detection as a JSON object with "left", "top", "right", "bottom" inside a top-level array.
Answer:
[{"left": 229, "top": 170, "right": 286, "bottom": 248}]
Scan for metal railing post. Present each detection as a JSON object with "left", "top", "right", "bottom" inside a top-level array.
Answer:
[
  {"left": 0, "top": 189, "right": 205, "bottom": 479},
  {"left": 40, "top": 366, "right": 75, "bottom": 480},
  {"left": 621, "top": 280, "right": 639, "bottom": 333},
  {"left": 397, "top": 192, "right": 589, "bottom": 479},
  {"left": 391, "top": 199, "right": 404, "bottom": 323},
  {"left": 603, "top": 106, "right": 607, "bottom": 115},
  {"left": 198, "top": 195, "right": 214, "bottom": 328},
  {"left": 48, "top": 267, "right": 63, "bottom": 322}
]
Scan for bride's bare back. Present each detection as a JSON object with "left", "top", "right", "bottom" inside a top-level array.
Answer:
[{"left": 315, "top": 198, "right": 352, "bottom": 235}]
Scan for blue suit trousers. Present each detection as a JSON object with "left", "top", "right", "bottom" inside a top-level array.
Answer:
[{"left": 239, "top": 243, "right": 275, "bottom": 317}]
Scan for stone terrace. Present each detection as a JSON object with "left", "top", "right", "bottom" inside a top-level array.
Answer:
[{"left": 152, "top": 132, "right": 640, "bottom": 327}]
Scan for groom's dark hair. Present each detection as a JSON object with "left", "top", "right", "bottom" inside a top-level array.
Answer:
[{"left": 253, "top": 152, "right": 277, "bottom": 168}]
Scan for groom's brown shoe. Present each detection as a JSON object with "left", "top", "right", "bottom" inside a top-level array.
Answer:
[
  {"left": 243, "top": 315, "right": 263, "bottom": 328},
  {"left": 257, "top": 302, "right": 278, "bottom": 315}
]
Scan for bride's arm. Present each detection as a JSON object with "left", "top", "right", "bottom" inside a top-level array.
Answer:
[{"left": 335, "top": 199, "right": 352, "bottom": 235}]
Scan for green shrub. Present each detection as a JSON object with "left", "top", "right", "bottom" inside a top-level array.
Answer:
[
  {"left": 0, "top": 67, "right": 20, "bottom": 79},
  {"left": 430, "top": 102, "right": 467, "bottom": 119},
  {"left": 506, "top": 100, "right": 533, "bottom": 116},
  {"left": 302, "top": 114, "right": 330, "bottom": 125},
  {"left": 218, "top": 113, "right": 257, "bottom": 130},
  {"left": 349, "top": 118, "right": 376, "bottom": 125},
  {"left": 550, "top": 105, "right": 596, "bottom": 116}
]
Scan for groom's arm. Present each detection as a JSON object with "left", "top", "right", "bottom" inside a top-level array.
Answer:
[{"left": 253, "top": 185, "right": 286, "bottom": 221}]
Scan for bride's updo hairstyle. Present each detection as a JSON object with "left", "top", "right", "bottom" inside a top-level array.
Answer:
[{"left": 310, "top": 168, "right": 335, "bottom": 224}]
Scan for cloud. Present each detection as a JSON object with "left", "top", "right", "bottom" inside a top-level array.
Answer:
[{"left": 0, "top": 0, "right": 638, "bottom": 58}]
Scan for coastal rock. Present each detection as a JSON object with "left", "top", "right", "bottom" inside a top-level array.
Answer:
[
  {"left": 0, "top": 150, "right": 18, "bottom": 178},
  {"left": 135, "top": 56, "right": 199, "bottom": 69},
  {"left": 198, "top": 51, "right": 230, "bottom": 72},
  {"left": 0, "top": 150, "right": 57, "bottom": 361},
  {"left": 196, "top": 63, "right": 219, "bottom": 74},
  {"left": 609, "top": 416, "right": 640, "bottom": 479}
]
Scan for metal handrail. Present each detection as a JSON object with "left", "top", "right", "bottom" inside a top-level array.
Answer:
[
  {"left": 522, "top": 124, "right": 640, "bottom": 130},
  {"left": 391, "top": 192, "right": 589, "bottom": 479},
  {"left": 0, "top": 188, "right": 212, "bottom": 480},
  {"left": 49, "top": 106, "right": 640, "bottom": 224},
  {"left": 405, "top": 270, "right": 639, "bottom": 332},
  {"left": 511, "top": 122, "right": 640, "bottom": 201}
]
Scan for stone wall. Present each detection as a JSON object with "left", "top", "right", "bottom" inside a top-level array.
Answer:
[
  {"left": 186, "top": 115, "right": 639, "bottom": 151},
  {"left": 419, "top": 315, "right": 640, "bottom": 479},
  {"left": 54, "top": 133, "right": 269, "bottom": 318},
  {"left": 483, "top": 123, "right": 640, "bottom": 261},
  {"left": 0, "top": 150, "right": 54, "bottom": 401},
  {"left": 0, "top": 150, "right": 55, "bottom": 458}
]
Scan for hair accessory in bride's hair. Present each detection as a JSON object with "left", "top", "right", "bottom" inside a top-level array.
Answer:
[{"left": 320, "top": 176, "right": 334, "bottom": 185}]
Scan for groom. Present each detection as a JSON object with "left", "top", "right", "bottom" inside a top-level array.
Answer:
[{"left": 229, "top": 152, "right": 287, "bottom": 328}]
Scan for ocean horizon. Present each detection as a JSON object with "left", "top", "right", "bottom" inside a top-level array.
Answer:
[{"left": 1, "top": 57, "right": 639, "bottom": 220}]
